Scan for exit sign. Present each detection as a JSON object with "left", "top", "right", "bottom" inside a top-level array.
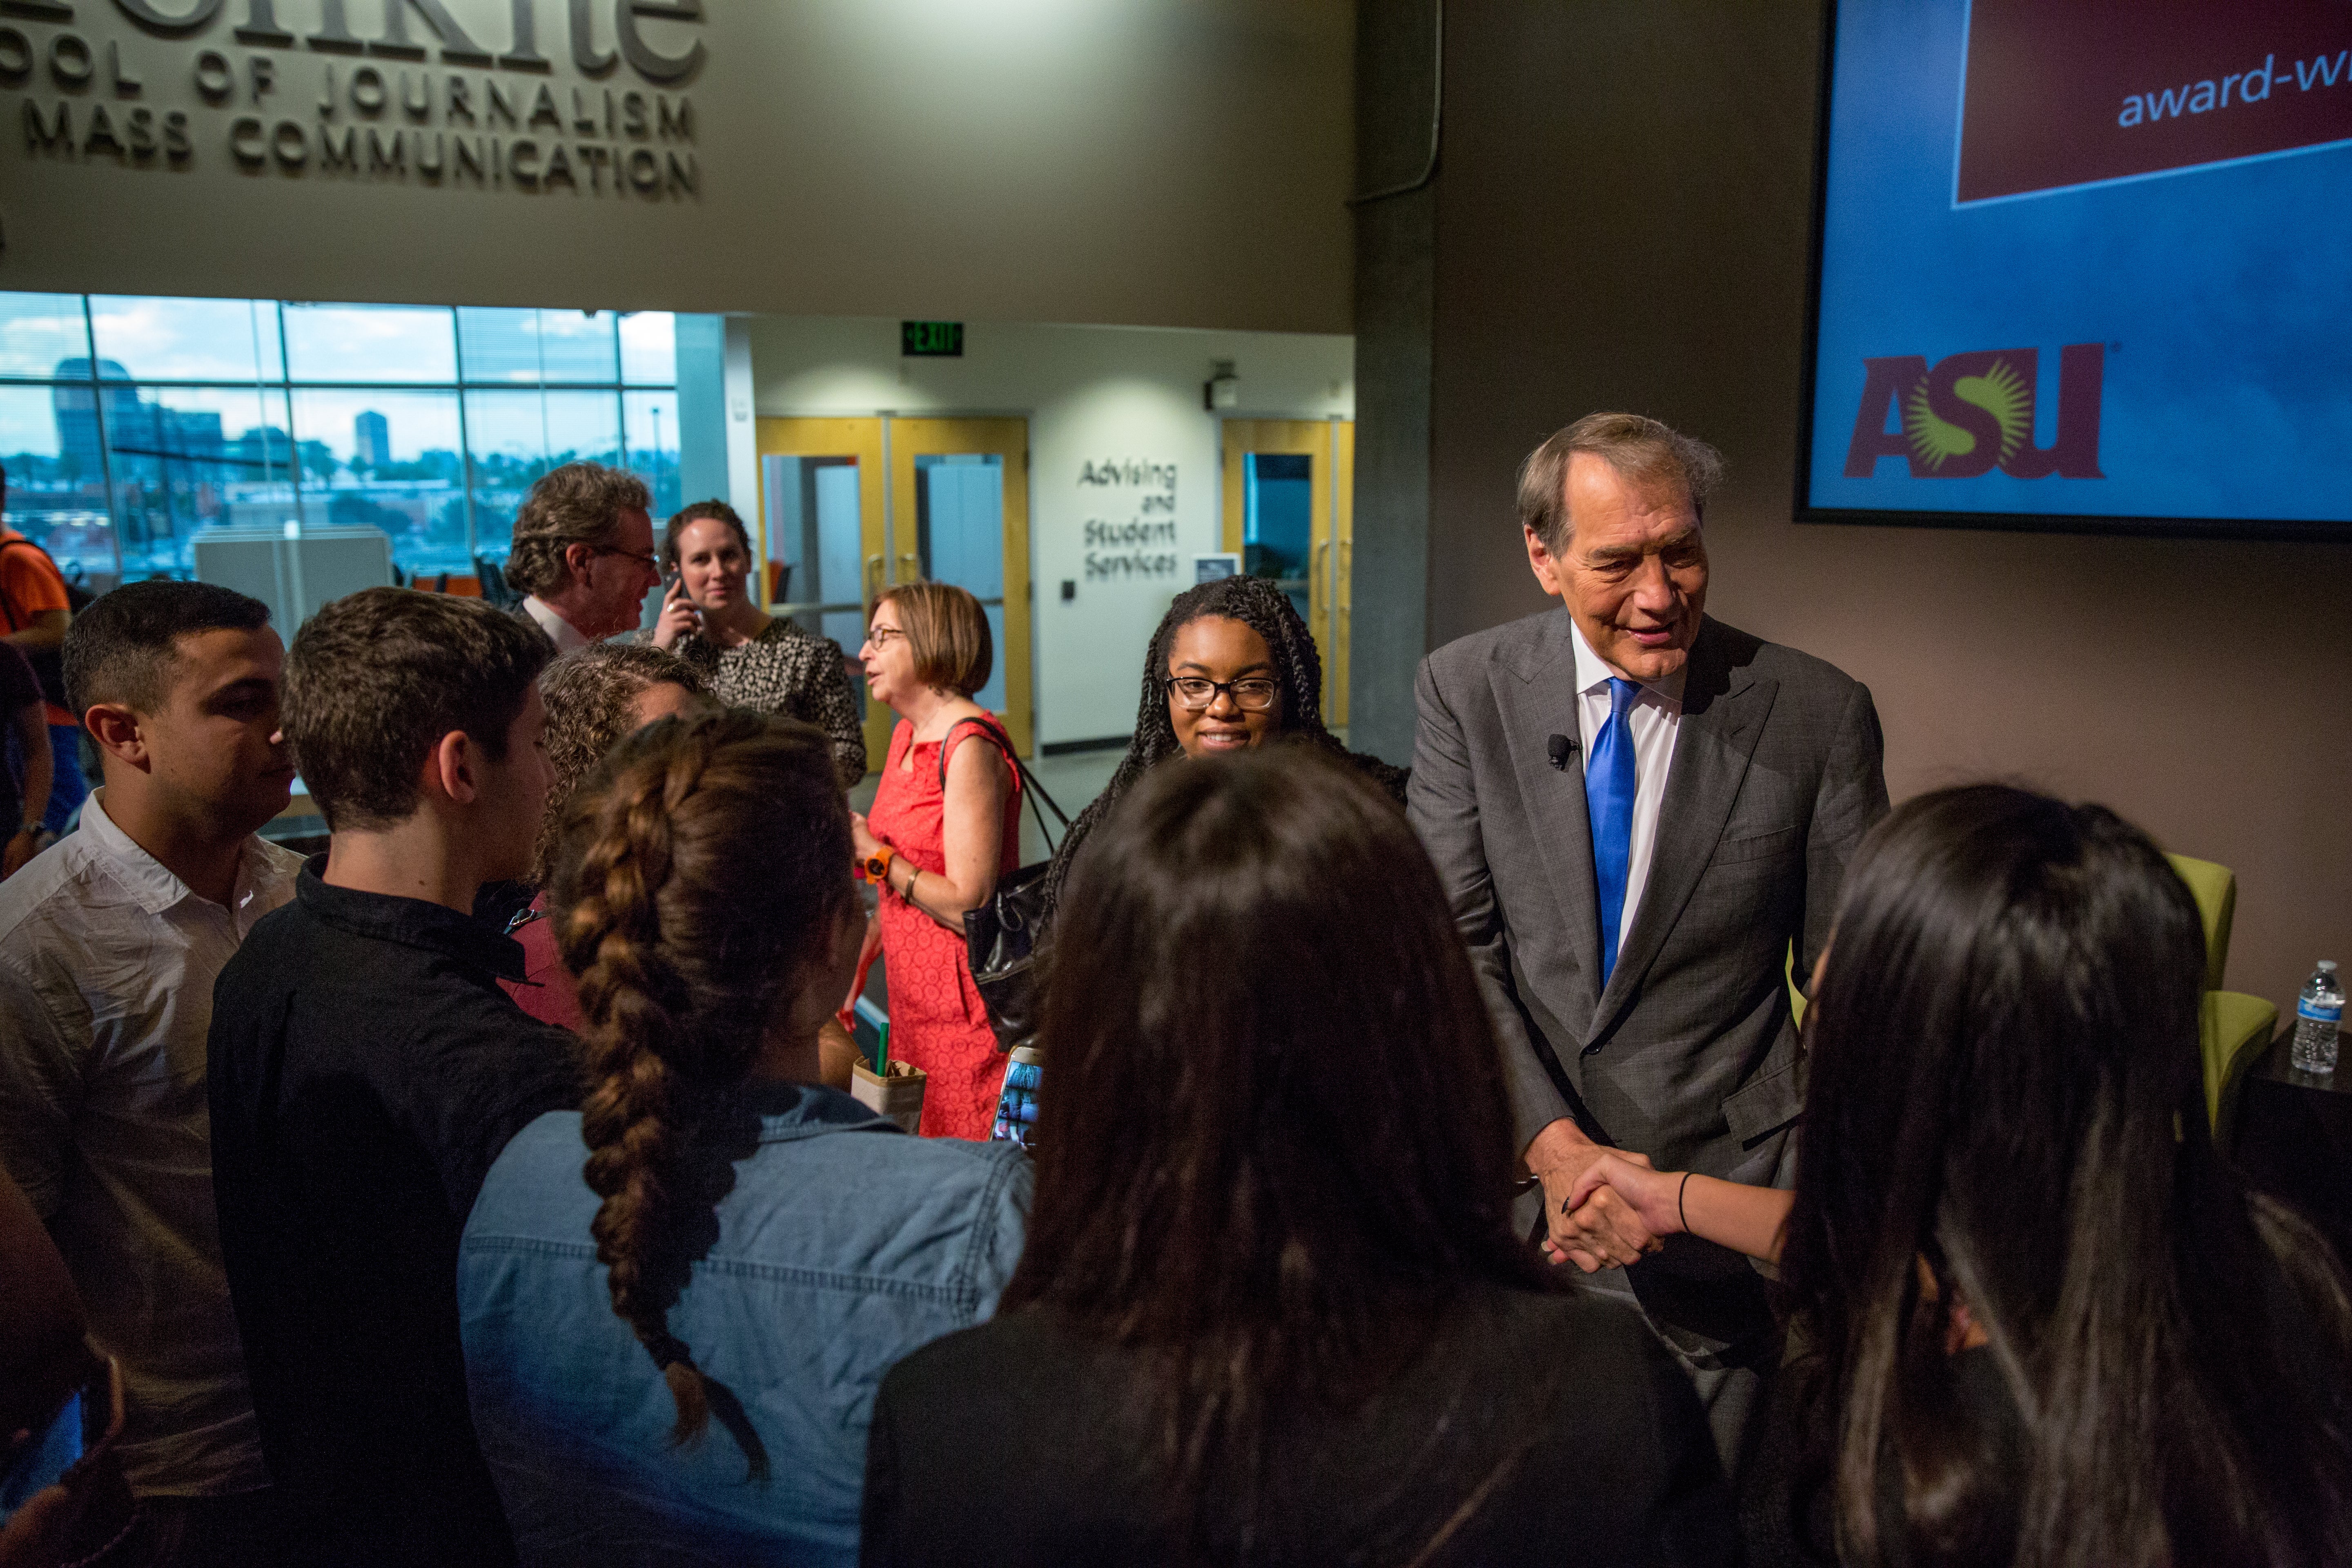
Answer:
[{"left": 902, "top": 321, "right": 964, "bottom": 357}]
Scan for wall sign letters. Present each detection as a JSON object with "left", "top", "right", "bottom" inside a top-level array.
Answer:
[
  {"left": 1078, "top": 456, "right": 1179, "bottom": 580},
  {"left": 2, "top": 0, "right": 704, "bottom": 198}
]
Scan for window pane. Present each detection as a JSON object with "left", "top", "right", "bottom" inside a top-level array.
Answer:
[
  {"left": 289, "top": 389, "right": 469, "bottom": 579},
  {"left": 463, "top": 390, "right": 620, "bottom": 557},
  {"left": 618, "top": 312, "right": 675, "bottom": 385},
  {"left": 88, "top": 296, "right": 281, "bottom": 383},
  {"left": 543, "top": 390, "right": 621, "bottom": 466},
  {"left": 763, "top": 453, "right": 864, "bottom": 625},
  {"left": 535, "top": 311, "right": 620, "bottom": 384},
  {"left": 457, "top": 308, "right": 619, "bottom": 385},
  {"left": 915, "top": 454, "right": 1004, "bottom": 599},
  {"left": 455, "top": 307, "right": 541, "bottom": 385},
  {"left": 282, "top": 303, "right": 456, "bottom": 384},
  {"left": 0, "top": 382, "right": 67, "bottom": 480},
  {"left": 623, "top": 390, "right": 679, "bottom": 518},
  {"left": 0, "top": 293, "right": 89, "bottom": 382},
  {"left": 107, "top": 384, "right": 301, "bottom": 579},
  {"left": 0, "top": 383, "right": 118, "bottom": 587}
]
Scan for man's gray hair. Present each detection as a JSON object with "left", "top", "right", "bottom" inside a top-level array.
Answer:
[
  {"left": 503, "top": 462, "right": 651, "bottom": 598},
  {"left": 1516, "top": 413, "right": 1726, "bottom": 553}
]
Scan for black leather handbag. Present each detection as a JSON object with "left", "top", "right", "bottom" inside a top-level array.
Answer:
[{"left": 938, "top": 718, "right": 1070, "bottom": 1051}]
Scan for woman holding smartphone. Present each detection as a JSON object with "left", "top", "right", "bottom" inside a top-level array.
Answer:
[{"left": 650, "top": 499, "right": 866, "bottom": 786}]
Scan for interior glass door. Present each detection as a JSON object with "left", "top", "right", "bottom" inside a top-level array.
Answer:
[
  {"left": 888, "top": 418, "right": 1033, "bottom": 756},
  {"left": 755, "top": 417, "right": 889, "bottom": 771},
  {"left": 1219, "top": 418, "right": 1355, "bottom": 728}
]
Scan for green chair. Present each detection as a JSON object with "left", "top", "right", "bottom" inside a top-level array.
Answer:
[
  {"left": 2166, "top": 853, "right": 2277, "bottom": 1147},
  {"left": 1783, "top": 855, "right": 2274, "bottom": 1147}
]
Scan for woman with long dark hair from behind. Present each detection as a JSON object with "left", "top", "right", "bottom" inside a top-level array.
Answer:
[
  {"left": 457, "top": 711, "right": 1032, "bottom": 1568},
  {"left": 1034, "top": 572, "right": 1405, "bottom": 930},
  {"left": 861, "top": 748, "right": 1735, "bottom": 1566},
  {"left": 1569, "top": 784, "right": 2352, "bottom": 1566}
]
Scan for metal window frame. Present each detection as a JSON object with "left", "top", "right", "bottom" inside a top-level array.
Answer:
[{"left": 0, "top": 298, "right": 679, "bottom": 580}]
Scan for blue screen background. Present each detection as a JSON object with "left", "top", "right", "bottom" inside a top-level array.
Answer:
[{"left": 1807, "top": 0, "right": 2352, "bottom": 525}]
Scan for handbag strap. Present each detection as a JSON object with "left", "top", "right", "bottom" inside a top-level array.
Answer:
[{"left": 936, "top": 715, "right": 1070, "bottom": 851}]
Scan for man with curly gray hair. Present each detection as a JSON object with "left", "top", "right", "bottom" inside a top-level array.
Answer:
[{"left": 505, "top": 462, "right": 660, "bottom": 650}]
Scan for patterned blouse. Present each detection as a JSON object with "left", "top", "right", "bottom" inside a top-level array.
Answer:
[{"left": 673, "top": 618, "right": 867, "bottom": 785}]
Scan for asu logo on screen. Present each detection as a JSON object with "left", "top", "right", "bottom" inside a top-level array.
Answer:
[{"left": 1843, "top": 345, "right": 2105, "bottom": 479}]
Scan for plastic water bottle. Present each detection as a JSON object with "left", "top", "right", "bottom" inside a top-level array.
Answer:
[{"left": 2292, "top": 960, "right": 2343, "bottom": 1076}]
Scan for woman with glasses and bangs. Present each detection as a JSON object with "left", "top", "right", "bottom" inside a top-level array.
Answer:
[
  {"left": 1034, "top": 573, "right": 1406, "bottom": 933},
  {"left": 853, "top": 581, "right": 1022, "bottom": 1140}
]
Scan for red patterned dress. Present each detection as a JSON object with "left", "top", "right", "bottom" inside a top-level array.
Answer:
[{"left": 868, "top": 715, "right": 1022, "bottom": 1139}]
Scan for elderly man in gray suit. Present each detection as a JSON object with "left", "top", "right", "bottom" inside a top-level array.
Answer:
[{"left": 1408, "top": 412, "right": 1887, "bottom": 1472}]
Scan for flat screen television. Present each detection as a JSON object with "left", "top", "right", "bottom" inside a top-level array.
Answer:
[{"left": 1798, "top": 0, "right": 2352, "bottom": 541}]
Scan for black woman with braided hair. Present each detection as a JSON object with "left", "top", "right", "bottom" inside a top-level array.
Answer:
[
  {"left": 457, "top": 710, "right": 1032, "bottom": 1568},
  {"left": 1036, "top": 573, "right": 1406, "bottom": 931}
]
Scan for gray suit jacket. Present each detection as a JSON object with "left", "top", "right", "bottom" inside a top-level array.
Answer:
[{"left": 1410, "top": 611, "right": 1886, "bottom": 1342}]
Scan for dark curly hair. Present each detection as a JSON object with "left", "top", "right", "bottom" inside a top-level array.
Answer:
[
  {"left": 530, "top": 641, "right": 708, "bottom": 887},
  {"left": 1037, "top": 575, "right": 1406, "bottom": 927}
]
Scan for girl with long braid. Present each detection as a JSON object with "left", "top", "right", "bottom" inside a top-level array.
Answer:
[
  {"left": 457, "top": 710, "right": 1033, "bottom": 1568},
  {"left": 1036, "top": 572, "right": 1406, "bottom": 932}
]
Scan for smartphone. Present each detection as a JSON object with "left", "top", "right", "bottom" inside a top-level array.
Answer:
[
  {"left": 662, "top": 571, "right": 701, "bottom": 628},
  {"left": 0, "top": 1352, "right": 124, "bottom": 1522}
]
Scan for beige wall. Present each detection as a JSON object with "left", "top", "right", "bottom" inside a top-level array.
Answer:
[
  {"left": 0, "top": 1, "right": 1352, "bottom": 332},
  {"left": 1414, "top": 3, "right": 2351, "bottom": 1016}
]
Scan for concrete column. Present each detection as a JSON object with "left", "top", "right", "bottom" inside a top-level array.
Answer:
[{"left": 1346, "top": 0, "right": 1441, "bottom": 764}]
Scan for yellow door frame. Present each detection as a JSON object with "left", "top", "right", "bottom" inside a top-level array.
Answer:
[
  {"left": 886, "top": 417, "right": 1034, "bottom": 757},
  {"left": 1218, "top": 418, "right": 1354, "bottom": 727},
  {"left": 753, "top": 416, "right": 892, "bottom": 770},
  {"left": 1330, "top": 418, "right": 1353, "bottom": 728}
]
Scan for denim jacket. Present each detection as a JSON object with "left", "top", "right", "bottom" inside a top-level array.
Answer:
[{"left": 458, "top": 1082, "right": 1032, "bottom": 1568}]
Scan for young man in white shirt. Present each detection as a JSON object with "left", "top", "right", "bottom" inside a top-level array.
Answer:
[{"left": 0, "top": 580, "right": 304, "bottom": 1566}]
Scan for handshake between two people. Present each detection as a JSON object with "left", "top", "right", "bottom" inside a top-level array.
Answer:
[{"left": 1526, "top": 1118, "right": 1793, "bottom": 1272}]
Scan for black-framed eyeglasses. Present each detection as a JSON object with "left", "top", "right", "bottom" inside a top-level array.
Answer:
[
  {"left": 1166, "top": 675, "right": 1280, "bottom": 712},
  {"left": 588, "top": 544, "right": 660, "bottom": 571}
]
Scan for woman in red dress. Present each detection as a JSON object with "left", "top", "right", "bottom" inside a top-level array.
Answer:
[{"left": 851, "top": 583, "right": 1020, "bottom": 1139}]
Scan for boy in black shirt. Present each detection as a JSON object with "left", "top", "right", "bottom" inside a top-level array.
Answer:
[{"left": 208, "top": 588, "right": 578, "bottom": 1567}]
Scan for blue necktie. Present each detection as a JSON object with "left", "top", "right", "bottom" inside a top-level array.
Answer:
[{"left": 1587, "top": 677, "right": 1639, "bottom": 983}]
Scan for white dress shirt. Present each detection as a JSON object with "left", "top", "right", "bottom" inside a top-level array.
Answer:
[
  {"left": 1569, "top": 618, "right": 1685, "bottom": 960},
  {"left": 521, "top": 594, "right": 590, "bottom": 653},
  {"left": 0, "top": 791, "right": 302, "bottom": 1496}
]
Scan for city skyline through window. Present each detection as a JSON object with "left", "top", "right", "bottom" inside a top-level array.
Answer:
[{"left": 0, "top": 294, "right": 684, "bottom": 586}]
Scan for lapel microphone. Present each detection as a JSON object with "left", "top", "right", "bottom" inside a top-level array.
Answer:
[{"left": 1546, "top": 734, "right": 1576, "bottom": 771}]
